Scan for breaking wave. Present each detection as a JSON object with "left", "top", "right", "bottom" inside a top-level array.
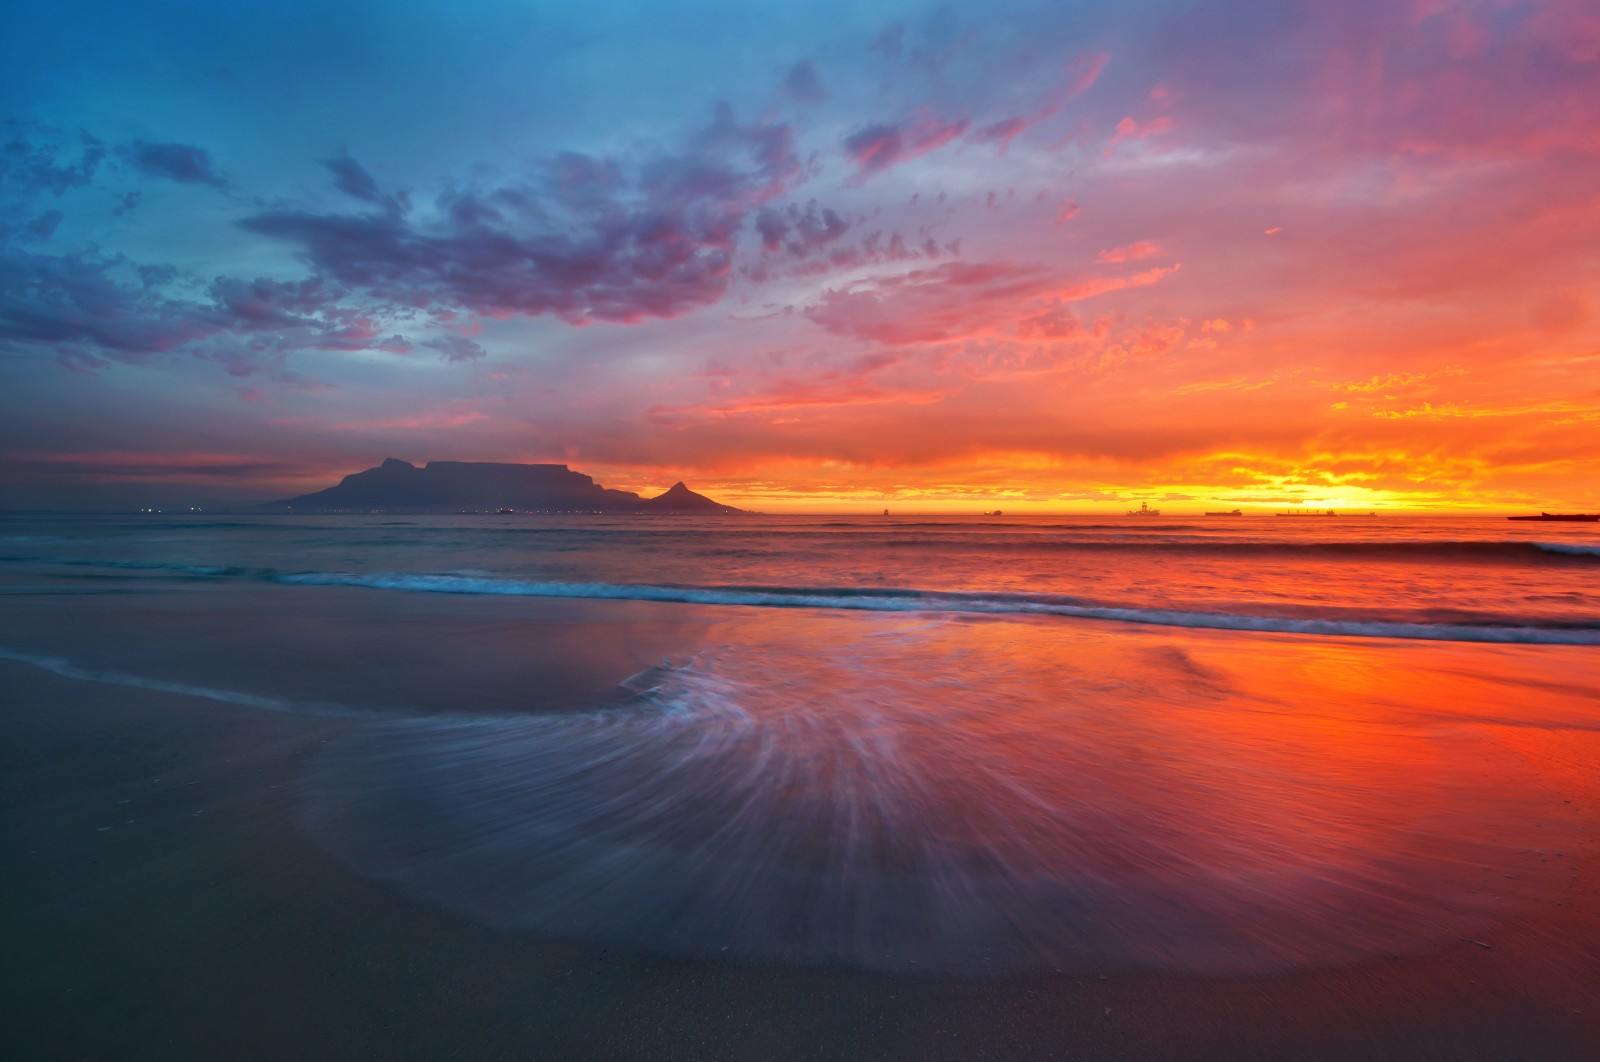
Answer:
[
  {"left": 5, "top": 550, "right": 1597, "bottom": 644},
  {"left": 264, "top": 572, "right": 1595, "bottom": 644}
]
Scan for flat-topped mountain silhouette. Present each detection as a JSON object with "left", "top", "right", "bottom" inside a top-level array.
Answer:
[{"left": 267, "top": 459, "right": 741, "bottom": 513}]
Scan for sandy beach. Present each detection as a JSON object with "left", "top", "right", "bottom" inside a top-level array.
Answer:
[{"left": 4, "top": 578, "right": 1598, "bottom": 1061}]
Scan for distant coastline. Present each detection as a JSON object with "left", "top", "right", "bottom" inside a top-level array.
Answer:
[{"left": 260, "top": 458, "right": 742, "bottom": 515}]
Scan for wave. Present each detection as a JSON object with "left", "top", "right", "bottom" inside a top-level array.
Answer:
[
  {"left": 5, "top": 552, "right": 1597, "bottom": 644},
  {"left": 0, "top": 555, "right": 251, "bottom": 576},
  {"left": 1537, "top": 542, "right": 1600, "bottom": 557},
  {"left": 269, "top": 572, "right": 1597, "bottom": 644},
  {"left": 10, "top": 534, "right": 1599, "bottom": 562}
]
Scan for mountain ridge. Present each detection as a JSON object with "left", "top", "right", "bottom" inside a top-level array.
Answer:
[{"left": 265, "top": 459, "right": 741, "bottom": 513}]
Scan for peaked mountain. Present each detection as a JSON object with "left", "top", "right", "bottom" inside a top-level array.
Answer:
[
  {"left": 637, "top": 481, "right": 741, "bottom": 513},
  {"left": 266, "top": 459, "right": 741, "bottom": 514}
]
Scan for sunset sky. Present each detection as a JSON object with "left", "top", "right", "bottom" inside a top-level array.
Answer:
[{"left": 2, "top": 0, "right": 1597, "bottom": 511}]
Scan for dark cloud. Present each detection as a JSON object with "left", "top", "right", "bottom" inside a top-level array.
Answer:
[
  {"left": 0, "top": 248, "right": 429, "bottom": 373},
  {"left": 207, "top": 275, "right": 337, "bottom": 328},
  {"left": 0, "top": 250, "right": 224, "bottom": 365},
  {"left": 870, "top": 23, "right": 904, "bottom": 61},
  {"left": 423, "top": 333, "right": 487, "bottom": 362},
  {"left": 0, "top": 104, "right": 808, "bottom": 376},
  {"left": 0, "top": 124, "right": 105, "bottom": 198},
  {"left": 755, "top": 207, "right": 788, "bottom": 251},
  {"left": 753, "top": 201, "right": 849, "bottom": 256},
  {"left": 136, "top": 263, "right": 179, "bottom": 288},
  {"left": 782, "top": 60, "right": 826, "bottom": 103},
  {"left": 321, "top": 155, "right": 384, "bottom": 203},
  {"left": 23, "top": 210, "right": 64, "bottom": 241},
  {"left": 240, "top": 104, "right": 803, "bottom": 325},
  {"left": 122, "top": 141, "right": 225, "bottom": 187},
  {"left": 746, "top": 220, "right": 955, "bottom": 283}
]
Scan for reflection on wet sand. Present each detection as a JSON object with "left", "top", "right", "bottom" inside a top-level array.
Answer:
[{"left": 304, "top": 612, "right": 1590, "bottom": 974}]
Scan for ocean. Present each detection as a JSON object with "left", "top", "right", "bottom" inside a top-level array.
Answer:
[
  {"left": 5, "top": 511, "right": 1598, "bottom": 641},
  {"left": 3, "top": 511, "right": 1599, "bottom": 1050}
]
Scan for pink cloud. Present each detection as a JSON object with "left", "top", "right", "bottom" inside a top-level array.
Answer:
[
  {"left": 1096, "top": 241, "right": 1164, "bottom": 263},
  {"left": 649, "top": 350, "right": 943, "bottom": 420},
  {"left": 272, "top": 409, "right": 490, "bottom": 432},
  {"left": 1066, "top": 51, "right": 1111, "bottom": 97},
  {"left": 1054, "top": 264, "right": 1180, "bottom": 302},
  {"left": 650, "top": 381, "right": 946, "bottom": 419},
  {"left": 969, "top": 116, "right": 1031, "bottom": 154},
  {"left": 1106, "top": 115, "right": 1175, "bottom": 155},
  {"left": 804, "top": 260, "right": 1181, "bottom": 346},
  {"left": 348, "top": 411, "right": 487, "bottom": 431},
  {"left": 1016, "top": 306, "right": 1080, "bottom": 339},
  {"left": 968, "top": 51, "right": 1110, "bottom": 154},
  {"left": 843, "top": 111, "right": 970, "bottom": 179}
]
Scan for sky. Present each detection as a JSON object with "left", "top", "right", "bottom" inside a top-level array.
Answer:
[{"left": 2, "top": 0, "right": 1598, "bottom": 512}]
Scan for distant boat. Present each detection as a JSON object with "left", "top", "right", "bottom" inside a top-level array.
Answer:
[
  {"left": 1126, "top": 501, "right": 1160, "bottom": 517},
  {"left": 883, "top": 508, "right": 890, "bottom": 516},
  {"left": 1508, "top": 512, "right": 1599, "bottom": 522},
  {"left": 984, "top": 510, "right": 1004, "bottom": 516},
  {"left": 1277, "top": 510, "right": 1337, "bottom": 516},
  {"left": 496, "top": 507, "right": 515, "bottom": 514},
  {"left": 1205, "top": 509, "right": 1242, "bottom": 516}
]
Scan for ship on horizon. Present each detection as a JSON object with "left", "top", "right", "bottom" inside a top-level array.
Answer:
[
  {"left": 1507, "top": 511, "right": 1599, "bottom": 522},
  {"left": 1205, "top": 509, "right": 1243, "bottom": 516},
  {"left": 1126, "top": 501, "right": 1160, "bottom": 517}
]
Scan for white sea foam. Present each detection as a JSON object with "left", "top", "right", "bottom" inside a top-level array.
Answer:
[
  {"left": 1536, "top": 541, "right": 1600, "bottom": 557},
  {"left": 0, "top": 647, "right": 370, "bottom": 717}
]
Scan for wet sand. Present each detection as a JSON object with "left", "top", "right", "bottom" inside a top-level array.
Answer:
[{"left": 3, "top": 586, "right": 1598, "bottom": 1060}]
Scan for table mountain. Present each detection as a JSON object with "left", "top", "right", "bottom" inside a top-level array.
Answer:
[{"left": 267, "top": 459, "right": 740, "bottom": 513}]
